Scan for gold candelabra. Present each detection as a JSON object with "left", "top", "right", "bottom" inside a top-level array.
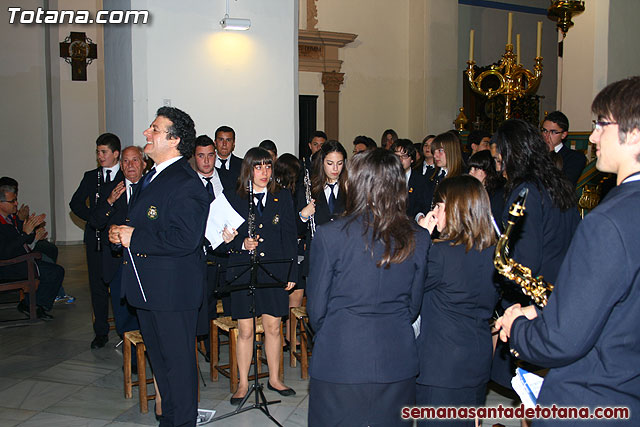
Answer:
[{"left": 466, "top": 44, "right": 543, "bottom": 121}]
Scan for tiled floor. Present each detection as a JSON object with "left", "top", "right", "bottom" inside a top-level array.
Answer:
[{"left": 0, "top": 245, "right": 522, "bottom": 426}]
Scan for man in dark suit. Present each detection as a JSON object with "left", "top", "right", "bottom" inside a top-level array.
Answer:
[
  {"left": 497, "top": 77, "right": 640, "bottom": 425},
  {"left": 541, "top": 111, "right": 587, "bottom": 186},
  {"left": 302, "top": 130, "right": 327, "bottom": 173},
  {"left": 214, "top": 125, "right": 243, "bottom": 186},
  {"left": 192, "top": 135, "right": 236, "bottom": 356},
  {"left": 0, "top": 184, "right": 63, "bottom": 319},
  {"left": 89, "top": 146, "right": 145, "bottom": 336},
  {"left": 69, "top": 133, "right": 123, "bottom": 348},
  {"left": 391, "top": 139, "right": 428, "bottom": 219},
  {"left": 110, "top": 106, "right": 210, "bottom": 427}
]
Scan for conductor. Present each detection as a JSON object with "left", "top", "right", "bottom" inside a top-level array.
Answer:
[{"left": 109, "top": 106, "right": 210, "bottom": 427}]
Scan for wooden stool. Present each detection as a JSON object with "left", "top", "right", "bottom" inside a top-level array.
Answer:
[
  {"left": 123, "top": 330, "right": 155, "bottom": 413},
  {"left": 289, "top": 306, "right": 311, "bottom": 379},
  {"left": 124, "top": 330, "right": 201, "bottom": 414},
  {"left": 210, "top": 316, "right": 284, "bottom": 392}
]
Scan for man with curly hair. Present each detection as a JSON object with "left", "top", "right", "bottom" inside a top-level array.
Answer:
[{"left": 110, "top": 106, "right": 210, "bottom": 426}]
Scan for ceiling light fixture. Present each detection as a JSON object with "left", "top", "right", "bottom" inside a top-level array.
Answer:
[{"left": 220, "top": 0, "right": 250, "bottom": 31}]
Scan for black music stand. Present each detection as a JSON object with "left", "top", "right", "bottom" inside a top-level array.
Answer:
[{"left": 208, "top": 257, "right": 294, "bottom": 427}]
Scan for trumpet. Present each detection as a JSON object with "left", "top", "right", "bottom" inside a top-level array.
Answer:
[
  {"left": 494, "top": 188, "right": 554, "bottom": 308},
  {"left": 303, "top": 167, "right": 316, "bottom": 238}
]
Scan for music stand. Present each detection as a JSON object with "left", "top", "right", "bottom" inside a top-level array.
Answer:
[{"left": 208, "top": 256, "right": 294, "bottom": 427}]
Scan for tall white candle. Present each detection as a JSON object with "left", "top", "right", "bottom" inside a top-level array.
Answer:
[
  {"left": 469, "top": 29, "right": 475, "bottom": 62},
  {"left": 516, "top": 34, "right": 521, "bottom": 64},
  {"left": 508, "top": 12, "right": 513, "bottom": 45},
  {"left": 536, "top": 21, "right": 543, "bottom": 57}
]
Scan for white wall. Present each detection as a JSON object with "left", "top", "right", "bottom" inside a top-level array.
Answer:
[
  {"left": 607, "top": 0, "right": 640, "bottom": 85},
  {"left": 561, "top": 1, "right": 607, "bottom": 131},
  {"left": 0, "top": 0, "right": 104, "bottom": 243},
  {"left": 130, "top": 0, "right": 298, "bottom": 157},
  {"left": 305, "top": 0, "right": 411, "bottom": 147},
  {"left": 0, "top": 1, "right": 50, "bottom": 229}
]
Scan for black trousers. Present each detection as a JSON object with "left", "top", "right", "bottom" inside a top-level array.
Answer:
[
  {"left": 138, "top": 308, "right": 198, "bottom": 427},
  {"left": 86, "top": 244, "right": 109, "bottom": 336},
  {"left": 108, "top": 266, "right": 139, "bottom": 336},
  {"left": 23, "top": 260, "right": 63, "bottom": 311}
]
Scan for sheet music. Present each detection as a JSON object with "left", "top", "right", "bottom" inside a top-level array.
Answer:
[
  {"left": 512, "top": 367, "right": 544, "bottom": 409},
  {"left": 205, "top": 193, "right": 245, "bottom": 250}
]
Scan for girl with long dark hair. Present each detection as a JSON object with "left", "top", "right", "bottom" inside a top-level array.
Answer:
[
  {"left": 416, "top": 176, "right": 499, "bottom": 426},
  {"left": 225, "top": 147, "right": 298, "bottom": 403},
  {"left": 307, "top": 148, "right": 429, "bottom": 426},
  {"left": 490, "top": 118, "right": 580, "bottom": 389},
  {"left": 468, "top": 149, "right": 506, "bottom": 223}
]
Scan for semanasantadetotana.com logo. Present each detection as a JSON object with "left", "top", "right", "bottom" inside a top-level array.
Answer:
[{"left": 8, "top": 7, "right": 149, "bottom": 24}]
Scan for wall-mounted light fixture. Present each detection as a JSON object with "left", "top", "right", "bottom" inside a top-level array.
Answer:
[{"left": 220, "top": 0, "right": 250, "bottom": 31}]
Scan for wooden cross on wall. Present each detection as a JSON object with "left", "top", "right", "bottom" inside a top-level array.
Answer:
[{"left": 59, "top": 32, "right": 97, "bottom": 81}]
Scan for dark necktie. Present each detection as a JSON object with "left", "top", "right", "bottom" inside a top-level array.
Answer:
[
  {"left": 204, "top": 177, "right": 215, "bottom": 200},
  {"left": 437, "top": 169, "right": 446, "bottom": 182},
  {"left": 140, "top": 167, "right": 156, "bottom": 191},
  {"left": 128, "top": 183, "right": 137, "bottom": 204},
  {"left": 254, "top": 193, "right": 264, "bottom": 216},
  {"left": 104, "top": 169, "right": 111, "bottom": 183},
  {"left": 327, "top": 183, "right": 336, "bottom": 215},
  {"left": 219, "top": 158, "right": 228, "bottom": 170}
]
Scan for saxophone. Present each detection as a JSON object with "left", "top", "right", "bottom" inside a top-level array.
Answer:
[
  {"left": 494, "top": 187, "right": 554, "bottom": 308},
  {"left": 247, "top": 179, "right": 256, "bottom": 260},
  {"left": 303, "top": 167, "right": 316, "bottom": 238}
]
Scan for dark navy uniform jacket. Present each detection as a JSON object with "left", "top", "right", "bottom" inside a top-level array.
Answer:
[
  {"left": 417, "top": 242, "right": 499, "bottom": 388},
  {"left": 510, "top": 179, "right": 640, "bottom": 425},
  {"left": 121, "top": 158, "right": 210, "bottom": 311},
  {"left": 502, "top": 181, "right": 580, "bottom": 288},
  {"left": 70, "top": 168, "right": 124, "bottom": 245},
  {"left": 307, "top": 216, "right": 430, "bottom": 384}
]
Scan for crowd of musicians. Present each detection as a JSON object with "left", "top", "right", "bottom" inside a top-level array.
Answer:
[{"left": 3, "top": 77, "right": 638, "bottom": 426}]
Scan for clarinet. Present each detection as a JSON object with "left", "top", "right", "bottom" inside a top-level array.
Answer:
[
  {"left": 95, "top": 168, "right": 102, "bottom": 252},
  {"left": 247, "top": 179, "right": 257, "bottom": 261},
  {"left": 303, "top": 167, "right": 316, "bottom": 238}
]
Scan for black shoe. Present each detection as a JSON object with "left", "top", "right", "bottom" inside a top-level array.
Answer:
[
  {"left": 230, "top": 394, "right": 246, "bottom": 405},
  {"left": 267, "top": 381, "right": 296, "bottom": 396},
  {"left": 36, "top": 306, "right": 54, "bottom": 320},
  {"left": 16, "top": 301, "right": 30, "bottom": 317},
  {"left": 91, "top": 335, "right": 109, "bottom": 349}
]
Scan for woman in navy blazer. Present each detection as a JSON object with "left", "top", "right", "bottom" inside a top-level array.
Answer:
[
  {"left": 416, "top": 175, "right": 499, "bottom": 426},
  {"left": 490, "top": 119, "right": 580, "bottom": 389},
  {"left": 294, "top": 141, "right": 347, "bottom": 341},
  {"left": 225, "top": 147, "right": 298, "bottom": 404},
  {"left": 307, "top": 148, "right": 429, "bottom": 427}
]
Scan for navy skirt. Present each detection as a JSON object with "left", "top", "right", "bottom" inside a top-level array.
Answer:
[{"left": 309, "top": 377, "right": 415, "bottom": 427}]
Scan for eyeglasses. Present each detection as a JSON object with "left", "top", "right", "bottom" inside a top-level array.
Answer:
[
  {"left": 540, "top": 128, "right": 563, "bottom": 136},
  {"left": 592, "top": 120, "right": 618, "bottom": 131},
  {"left": 1, "top": 198, "right": 18, "bottom": 204},
  {"left": 394, "top": 152, "right": 410, "bottom": 160}
]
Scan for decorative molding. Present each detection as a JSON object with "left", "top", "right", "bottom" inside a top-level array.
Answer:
[
  {"left": 306, "top": 0, "right": 318, "bottom": 30},
  {"left": 321, "top": 72, "right": 344, "bottom": 92},
  {"left": 298, "top": 30, "right": 357, "bottom": 73}
]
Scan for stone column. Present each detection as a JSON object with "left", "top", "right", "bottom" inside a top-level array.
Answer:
[{"left": 321, "top": 71, "right": 344, "bottom": 140}]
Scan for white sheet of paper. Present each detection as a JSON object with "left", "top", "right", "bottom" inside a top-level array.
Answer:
[{"left": 205, "top": 193, "right": 245, "bottom": 250}]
